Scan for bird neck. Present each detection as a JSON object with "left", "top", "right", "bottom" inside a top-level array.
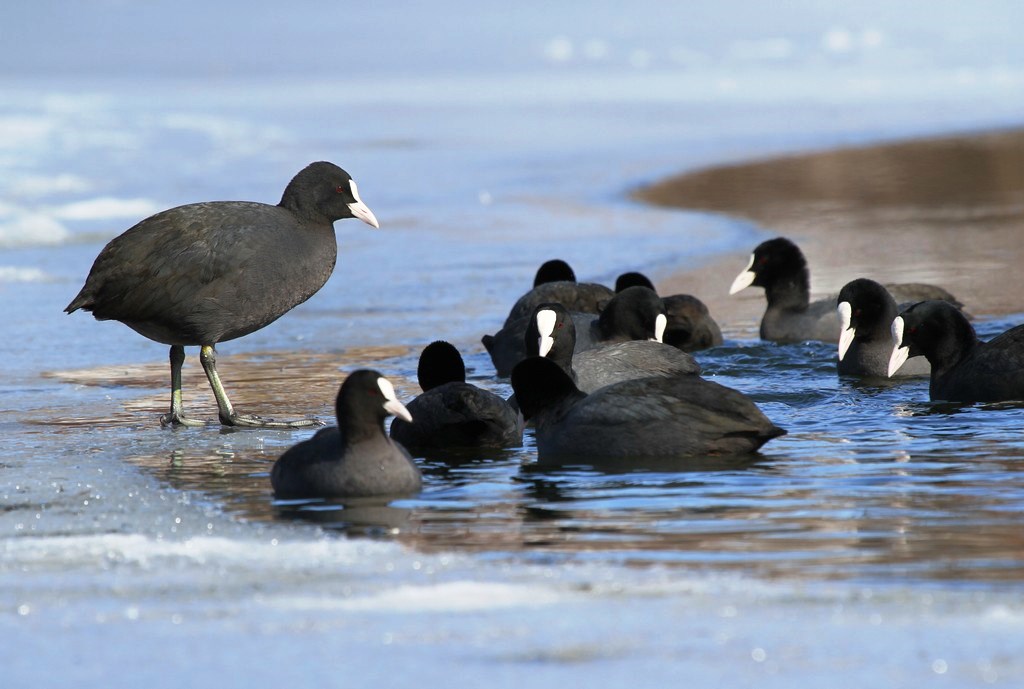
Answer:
[
  {"left": 764, "top": 274, "right": 810, "bottom": 311},
  {"left": 924, "top": 319, "right": 980, "bottom": 375},
  {"left": 338, "top": 408, "right": 387, "bottom": 445},
  {"left": 278, "top": 189, "right": 333, "bottom": 225}
]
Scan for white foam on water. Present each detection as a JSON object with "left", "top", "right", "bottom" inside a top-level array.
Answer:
[
  {"left": 982, "top": 604, "right": 1024, "bottom": 625},
  {"left": 0, "top": 266, "right": 50, "bottom": 283},
  {"left": 727, "top": 37, "right": 795, "bottom": 63},
  {"left": 159, "top": 113, "right": 292, "bottom": 155},
  {"left": 275, "top": 581, "right": 567, "bottom": 613},
  {"left": 9, "top": 173, "right": 93, "bottom": 198},
  {"left": 0, "top": 197, "right": 159, "bottom": 248},
  {"left": 51, "top": 196, "right": 159, "bottom": 221},
  {"left": 0, "top": 532, "right": 399, "bottom": 573},
  {"left": 0, "top": 115, "right": 55, "bottom": 148},
  {"left": 0, "top": 211, "right": 69, "bottom": 247}
]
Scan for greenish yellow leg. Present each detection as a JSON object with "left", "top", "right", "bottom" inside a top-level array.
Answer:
[
  {"left": 160, "top": 345, "right": 205, "bottom": 427},
  {"left": 199, "top": 344, "right": 320, "bottom": 429}
]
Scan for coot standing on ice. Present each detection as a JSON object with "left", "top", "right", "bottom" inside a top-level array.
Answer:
[{"left": 65, "top": 161, "right": 379, "bottom": 428}]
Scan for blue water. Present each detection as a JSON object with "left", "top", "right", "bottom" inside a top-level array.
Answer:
[{"left": 3, "top": 2, "right": 1024, "bottom": 687}]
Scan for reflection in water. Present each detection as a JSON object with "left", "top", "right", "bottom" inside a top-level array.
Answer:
[
  {"left": 40, "top": 326, "right": 1024, "bottom": 586},
  {"left": 273, "top": 499, "right": 414, "bottom": 538},
  {"left": 40, "top": 324, "right": 1024, "bottom": 586},
  {"left": 111, "top": 378, "right": 1024, "bottom": 586}
]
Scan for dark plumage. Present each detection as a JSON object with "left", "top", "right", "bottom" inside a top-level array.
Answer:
[
  {"left": 271, "top": 370, "right": 421, "bottom": 499},
  {"left": 837, "top": 278, "right": 929, "bottom": 378},
  {"left": 526, "top": 302, "right": 700, "bottom": 393},
  {"left": 729, "top": 237, "right": 839, "bottom": 343},
  {"left": 662, "top": 294, "right": 724, "bottom": 352},
  {"left": 504, "top": 277, "right": 614, "bottom": 326},
  {"left": 614, "top": 271, "right": 656, "bottom": 292},
  {"left": 65, "top": 161, "right": 379, "bottom": 427},
  {"left": 390, "top": 341, "right": 523, "bottom": 451},
  {"left": 578, "top": 285, "right": 668, "bottom": 351},
  {"left": 730, "top": 237, "right": 962, "bottom": 344},
  {"left": 616, "top": 271, "right": 723, "bottom": 352},
  {"left": 888, "top": 300, "right": 1024, "bottom": 402},
  {"left": 533, "top": 259, "right": 577, "bottom": 287},
  {"left": 483, "top": 276, "right": 615, "bottom": 377},
  {"left": 511, "top": 357, "right": 785, "bottom": 462}
]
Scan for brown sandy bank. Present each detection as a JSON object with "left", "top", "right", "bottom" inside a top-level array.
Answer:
[{"left": 634, "top": 128, "right": 1024, "bottom": 338}]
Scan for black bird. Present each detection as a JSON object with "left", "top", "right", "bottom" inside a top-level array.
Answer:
[
  {"left": 533, "top": 259, "right": 577, "bottom": 286},
  {"left": 271, "top": 370, "right": 421, "bottom": 499},
  {"left": 482, "top": 260, "right": 615, "bottom": 376},
  {"left": 525, "top": 302, "right": 700, "bottom": 393},
  {"left": 615, "top": 272, "right": 723, "bottom": 352},
  {"left": 661, "top": 294, "right": 724, "bottom": 351},
  {"left": 504, "top": 272, "right": 614, "bottom": 325},
  {"left": 614, "top": 271, "right": 656, "bottom": 292},
  {"left": 65, "top": 162, "right": 379, "bottom": 428},
  {"left": 837, "top": 278, "right": 930, "bottom": 378},
  {"left": 888, "top": 300, "right": 1024, "bottom": 402},
  {"left": 511, "top": 357, "right": 785, "bottom": 462},
  {"left": 390, "top": 341, "right": 523, "bottom": 451},
  {"left": 564, "top": 285, "right": 669, "bottom": 354},
  {"left": 730, "top": 237, "right": 961, "bottom": 344}
]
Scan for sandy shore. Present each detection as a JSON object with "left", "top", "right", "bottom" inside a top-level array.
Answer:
[{"left": 634, "top": 128, "right": 1024, "bottom": 338}]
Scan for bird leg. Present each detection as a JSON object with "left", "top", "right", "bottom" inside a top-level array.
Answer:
[
  {"left": 160, "top": 345, "right": 206, "bottom": 427},
  {"left": 198, "top": 345, "right": 320, "bottom": 429}
]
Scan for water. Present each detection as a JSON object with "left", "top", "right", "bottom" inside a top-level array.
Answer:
[{"left": 3, "top": 2, "right": 1024, "bottom": 686}]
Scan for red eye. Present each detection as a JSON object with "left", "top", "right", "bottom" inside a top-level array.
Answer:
[
  {"left": 335, "top": 185, "right": 347, "bottom": 194},
  {"left": 910, "top": 326, "right": 918, "bottom": 334},
  {"left": 556, "top": 322, "right": 564, "bottom": 329}
]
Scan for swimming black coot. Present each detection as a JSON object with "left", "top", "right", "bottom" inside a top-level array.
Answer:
[
  {"left": 525, "top": 302, "right": 700, "bottom": 393},
  {"left": 661, "top": 294, "right": 724, "bottom": 351},
  {"left": 888, "top": 300, "right": 1024, "bottom": 402},
  {"left": 615, "top": 272, "right": 723, "bottom": 352},
  {"left": 837, "top": 278, "right": 930, "bottom": 378},
  {"left": 482, "top": 261, "right": 614, "bottom": 375},
  {"left": 511, "top": 357, "right": 785, "bottom": 462},
  {"left": 390, "top": 341, "right": 523, "bottom": 451},
  {"left": 271, "top": 370, "right": 421, "bottom": 499},
  {"left": 572, "top": 285, "right": 668, "bottom": 352},
  {"left": 533, "top": 259, "right": 577, "bottom": 286},
  {"left": 730, "top": 237, "right": 961, "bottom": 344},
  {"left": 614, "top": 271, "right": 656, "bottom": 292}
]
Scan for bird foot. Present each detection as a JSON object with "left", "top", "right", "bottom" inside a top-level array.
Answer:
[
  {"left": 160, "top": 412, "right": 208, "bottom": 428},
  {"left": 221, "top": 412, "right": 324, "bottom": 429}
]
